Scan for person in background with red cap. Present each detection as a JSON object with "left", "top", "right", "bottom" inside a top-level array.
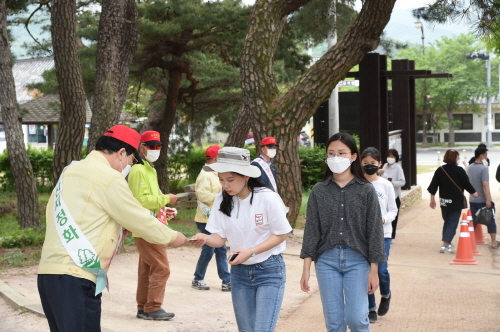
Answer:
[
  {"left": 251, "top": 137, "right": 279, "bottom": 192},
  {"left": 191, "top": 145, "right": 231, "bottom": 292},
  {"left": 37, "top": 125, "right": 187, "bottom": 332},
  {"left": 127, "top": 130, "right": 179, "bottom": 321}
]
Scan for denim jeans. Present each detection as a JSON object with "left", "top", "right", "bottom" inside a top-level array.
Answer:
[
  {"left": 470, "top": 202, "right": 497, "bottom": 234},
  {"left": 440, "top": 209, "right": 462, "bottom": 244},
  {"left": 194, "top": 222, "right": 231, "bottom": 283},
  {"left": 368, "top": 238, "right": 391, "bottom": 311},
  {"left": 315, "top": 246, "right": 370, "bottom": 332},
  {"left": 230, "top": 254, "right": 286, "bottom": 332}
]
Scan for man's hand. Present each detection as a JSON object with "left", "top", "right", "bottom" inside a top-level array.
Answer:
[
  {"left": 430, "top": 200, "right": 436, "bottom": 209},
  {"left": 486, "top": 200, "right": 492, "bottom": 208},
  {"left": 168, "top": 194, "right": 178, "bottom": 205},
  {"left": 170, "top": 231, "right": 187, "bottom": 248}
]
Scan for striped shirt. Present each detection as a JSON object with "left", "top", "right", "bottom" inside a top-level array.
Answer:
[{"left": 300, "top": 177, "right": 386, "bottom": 263}]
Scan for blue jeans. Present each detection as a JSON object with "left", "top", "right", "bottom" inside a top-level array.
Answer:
[
  {"left": 440, "top": 209, "right": 462, "bottom": 243},
  {"left": 368, "top": 238, "right": 391, "bottom": 311},
  {"left": 315, "top": 246, "right": 370, "bottom": 332},
  {"left": 230, "top": 254, "right": 286, "bottom": 332},
  {"left": 194, "top": 222, "right": 231, "bottom": 283},
  {"left": 470, "top": 202, "right": 497, "bottom": 234}
]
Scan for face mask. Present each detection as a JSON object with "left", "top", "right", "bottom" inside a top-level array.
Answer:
[
  {"left": 119, "top": 153, "right": 132, "bottom": 177},
  {"left": 145, "top": 150, "right": 160, "bottom": 163},
  {"left": 267, "top": 149, "right": 277, "bottom": 158},
  {"left": 482, "top": 159, "right": 488, "bottom": 167},
  {"left": 327, "top": 156, "right": 352, "bottom": 174},
  {"left": 387, "top": 157, "right": 396, "bottom": 165},
  {"left": 363, "top": 164, "right": 379, "bottom": 175}
]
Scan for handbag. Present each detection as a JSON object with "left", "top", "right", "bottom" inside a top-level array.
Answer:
[
  {"left": 475, "top": 203, "right": 495, "bottom": 225},
  {"left": 440, "top": 166, "right": 467, "bottom": 209}
]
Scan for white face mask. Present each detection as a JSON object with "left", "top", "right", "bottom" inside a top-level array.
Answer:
[
  {"left": 119, "top": 153, "right": 132, "bottom": 177},
  {"left": 482, "top": 159, "right": 488, "bottom": 167},
  {"left": 266, "top": 149, "right": 276, "bottom": 158},
  {"left": 145, "top": 150, "right": 160, "bottom": 163},
  {"left": 326, "top": 156, "right": 352, "bottom": 174},
  {"left": 387, "top": 157, "right": 396, "bottom": 165}
]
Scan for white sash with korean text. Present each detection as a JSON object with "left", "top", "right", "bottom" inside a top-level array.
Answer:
[
  {"left": 197, "top": 200, "right": 211, "bottom": 217},
  {"left": 254, "top": 157, "right": 278, "bottom": 193},
  {"left": 54, "top": 163, "right": 110, "bottom": 296}
]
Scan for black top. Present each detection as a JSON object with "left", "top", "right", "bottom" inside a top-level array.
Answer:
[
  {"left": 251, "top": 157, "right": 278, "bottom": 191},
  {"left": 301, "top": 177, "right": 385, "bottom": 263},
  {"left": 427, "top": 164, "right": 476, "bottom": 210}
]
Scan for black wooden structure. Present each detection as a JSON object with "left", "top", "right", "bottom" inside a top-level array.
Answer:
[{"left": 315, "top": 53, "right": 451, "bottom": 190}]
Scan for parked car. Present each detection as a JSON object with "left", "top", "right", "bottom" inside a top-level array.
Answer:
[
  {"left": 245, "top": 131, "right": 311, "bottom": 147},
  {"left": 299, "top": 131, "right": 311, "bottom": 147}
]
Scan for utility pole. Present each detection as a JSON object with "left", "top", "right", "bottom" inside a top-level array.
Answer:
[
  {"left": 414, "top": 19, "right": 428, "bottom": 147},
  {"left": 466, "top": 52, "right": 492, "bottom": 147},
  {"left": 328, "top": 0, "right": 339, "bottom": 136}
]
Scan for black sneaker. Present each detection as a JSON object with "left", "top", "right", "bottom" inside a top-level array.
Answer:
[
  {"left": 192, "top": 279, "right": 210, "bottom": 290},
  {"left": 144, "top": 309, "right": 175, "bottom": 321},
  {"left": 136, "top": 310, "right": 146, "bottom": 319},
  {"left": 221, "top": 281, "right": 231, "bottom": 292},
  {"left": 368, "top": 310, "right": 377, "bottom": 323},
  {"left": 377, "top": 294, "right": 391, "bottom": 316}
]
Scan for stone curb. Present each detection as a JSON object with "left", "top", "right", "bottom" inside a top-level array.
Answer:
[{"left": 0, "top": 279, "right": 115, "bottom": 332}]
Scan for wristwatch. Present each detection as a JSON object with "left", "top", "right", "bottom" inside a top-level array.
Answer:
[{"left": 250, "top": 248, "right": 256, "bottom": 257}]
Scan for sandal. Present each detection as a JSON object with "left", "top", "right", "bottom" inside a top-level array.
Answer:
[{"left": 491, "top": 241, "right": 500, "bottom": 249}]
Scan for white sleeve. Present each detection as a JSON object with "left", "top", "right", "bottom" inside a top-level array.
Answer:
[
  {"left": 205, "top": 194, "right": 226, "bottom": 238},
  {"left": 382, "top": 182, "right": 398, "bottom": 224},
  {"left": 266, "top": 193, "right": 293, "bottom": 235}
]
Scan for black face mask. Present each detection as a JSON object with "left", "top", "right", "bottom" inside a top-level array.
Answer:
[{"left": 363, "top": 164, "right": 379, "bottom": 175}]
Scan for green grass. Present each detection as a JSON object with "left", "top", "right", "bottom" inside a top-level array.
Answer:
[{"left": 175, "top": 207, "right": 197, "bottom": 220}]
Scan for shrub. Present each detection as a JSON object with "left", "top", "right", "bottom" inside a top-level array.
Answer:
[
  {"left": 299, "top": 145, "right": 326, "bottom": 190},
  {"left": 0, "top": 227, "right": 46, "bottom": 248},
  {"left": 0, "top": 146, "right": 54, "bottom": 192}
]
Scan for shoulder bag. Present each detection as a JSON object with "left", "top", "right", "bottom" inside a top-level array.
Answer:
[{"left": 440, "top": 166, "right": 467, "bottom": 209}]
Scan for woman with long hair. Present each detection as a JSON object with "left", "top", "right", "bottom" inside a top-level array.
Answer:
[
  {"left": 300, "top": 133, "right": 385, "bottom": 332},
  {"left": 428, "top": 149, "right": 477, "bottom": 253},
  {"left": 191, "top": 147, "right": 292, "bottom": 332},
  {"left": 360, "top": 147, "right": 398, "bottom": 323}
]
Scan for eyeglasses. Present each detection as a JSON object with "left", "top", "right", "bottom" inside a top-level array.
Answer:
[
  {"left": 132, "top": 156, "right": 139, "bottom": 165},
  {"left": 143, "top": 144, "right": 162, "bottom": 150},
  {"left": 326, "top": 152, "right": 351, "bottom": 158}
]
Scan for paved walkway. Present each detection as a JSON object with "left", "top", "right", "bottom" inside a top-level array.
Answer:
[{"left": 1, "top": 169, "right": 500, "bottom": 331}]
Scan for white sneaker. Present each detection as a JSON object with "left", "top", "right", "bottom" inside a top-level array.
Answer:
[
  {"left": 446, "top": 246, "right": 455, "bottom": 254},
  {"left": 439, "top": 245, "right": 447, "bottom": 253}
]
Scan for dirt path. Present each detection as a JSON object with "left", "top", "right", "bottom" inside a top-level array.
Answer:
[{"left": 2, "top": 169, "right": 500, "bottom": 332}]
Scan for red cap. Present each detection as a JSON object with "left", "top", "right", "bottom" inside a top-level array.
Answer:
[
  {"left": 261, "top": 137, "right": 277, "bottom": 146},
  {"left": 141, "top": 130, "right": 162, "bottom": 146},
  {"left": 103, "top": 125, "right": 143, "bottom": 164},
  {"left": 205, "top": 145, "right": 221, "bottom": 159},
  {"left": 103, "top": 125, "right": 140, "bottom": 149}
]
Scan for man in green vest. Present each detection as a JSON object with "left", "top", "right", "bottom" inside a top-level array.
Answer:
[{"left": 128, "top": 130, "right": 179, "bottom": 321}]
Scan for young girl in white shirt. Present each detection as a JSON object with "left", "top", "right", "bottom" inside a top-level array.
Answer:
[
  {"left": 191, "top": 147, "right": 292, "bottom": 332},
  {"left": 361, "top": 147, "right": 398, "bottom": 324}
]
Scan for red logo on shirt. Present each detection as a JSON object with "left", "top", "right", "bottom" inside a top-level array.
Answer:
[{"left": 255, "top": 214, "right": 264, "bottom": 226}]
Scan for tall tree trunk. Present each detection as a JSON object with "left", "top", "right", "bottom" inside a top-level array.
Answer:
[
  {"left": 224, "top": 106, "right": 251, "bottom": 147},
  {"left": 144, "top": 68, "right": 183, "bottom": 193},
  {"left": 447, "top": 110, "right": 455, "bottom": 147},
  {"left": 87, "top": 0, "right": 139, "bottom": 153},
  {"left": 0, "top": 0, "right": 41, "bottom": 228},
  {"left": 51, "top": 0, "right": 87, "bottom": 181},
  {"left": 227, "top": 0, "right": 397, "bottom": 227}
]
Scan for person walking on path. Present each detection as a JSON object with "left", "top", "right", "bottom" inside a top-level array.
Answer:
[
  {"left": 427, "top": 149, "right": 477, "bottom": 254},
  {"left": 379, "top": 149, "right": 405, "bottom": 240},
  {"left": 467, "top": 146, "right": 499, "bottom": 249},
  {"left": 37, "top": 125, "right": 187, "bottom": 332},
  {"left": 191, "top": 147, "right": 292, "bottom": 332},
  {"left": 191, "top": 144, "right": 231, "bottom": 292},
  {"left": 360, "top": 147, "right": 398, "bottom": 324},
  {"left": 127, "top": 130, "right": 180, "bottom": 321},
  {"left": 300, "top": 133, "right": 385, "bottom": 332},
  {"left": 251, "top": 136, "right": 279, "bottom": 192}
]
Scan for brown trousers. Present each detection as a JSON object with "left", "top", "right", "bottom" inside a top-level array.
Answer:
[{"left": 134, "top": 237, "right": 170, "bottom": 313}]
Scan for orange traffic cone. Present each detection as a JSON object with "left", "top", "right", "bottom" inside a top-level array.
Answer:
[
  {"left": 450, "top": 213, "right": 478, "bottom": 265},
  {"left": 469, "top": 209, "right": 487, "bottom": 245},
  {"left": 467, "top": 216, "right": 481, "bottom": 256}
]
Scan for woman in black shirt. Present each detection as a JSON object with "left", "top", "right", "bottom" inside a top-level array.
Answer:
[{"left": 428, "top": 149, "right": 477, "bottom": 254}]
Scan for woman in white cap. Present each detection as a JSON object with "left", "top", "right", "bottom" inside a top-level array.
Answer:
[{"left": 191, "top": 146, "right": 292, "bottom": 332}]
